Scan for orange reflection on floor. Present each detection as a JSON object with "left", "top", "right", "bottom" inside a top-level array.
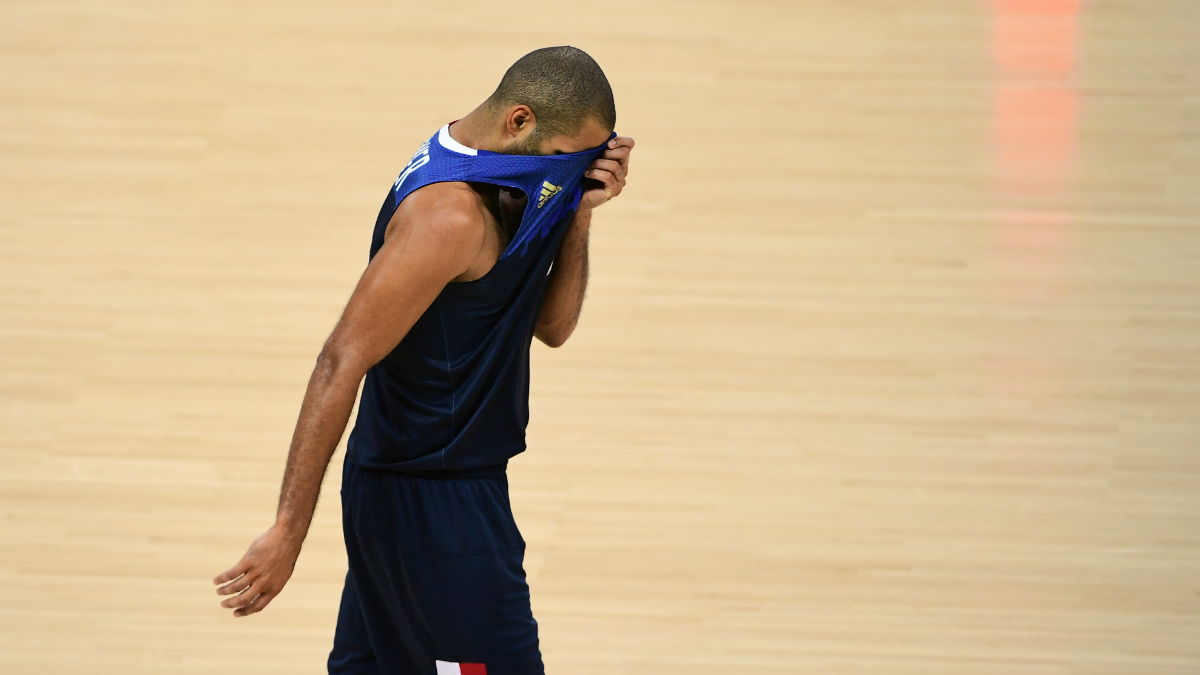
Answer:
[
  {"left": 988, "top": 0, "right": 1081, "bottom": 396},
  {"left": 989, "top": 0, "right": 1080, "bottom": 300},
  {"left": 992, "top": 0, "right": 1079, "bottom": 79},
  {"left": 993, "top": 85, "right": 1076, "bottom": 194}
]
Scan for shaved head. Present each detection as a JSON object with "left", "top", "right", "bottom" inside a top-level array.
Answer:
[{"left": 486, "top": 46, "right": 616, "bottom": 140}]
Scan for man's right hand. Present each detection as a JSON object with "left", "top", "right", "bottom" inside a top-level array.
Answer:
[{"left": 213, "top": 523, "right": 303, "bottom": 617}]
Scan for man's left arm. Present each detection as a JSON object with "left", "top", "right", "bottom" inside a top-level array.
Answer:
[{"left": 535, "top": 135, "right": 634, "bottom": 347}]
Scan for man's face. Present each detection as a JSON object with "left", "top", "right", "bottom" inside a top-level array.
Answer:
[{"left": 505, "top": 116, "right": 611, "bottom": 156}]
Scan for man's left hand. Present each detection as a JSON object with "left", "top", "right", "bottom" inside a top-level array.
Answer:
[{"left": 580, "top": 136, "right": 635, "bottom": 211}]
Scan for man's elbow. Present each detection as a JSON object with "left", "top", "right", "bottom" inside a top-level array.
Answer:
[
  {"left": 315, "top": 340, "right": 370, "bottom": 382},
  {"left": 535, "top": 323, "right": 575, "bottom": 349}
]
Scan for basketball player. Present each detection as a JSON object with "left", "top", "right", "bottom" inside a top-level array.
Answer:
[{"left": 212, "top": 46, "right": 633, "bottom": 675}]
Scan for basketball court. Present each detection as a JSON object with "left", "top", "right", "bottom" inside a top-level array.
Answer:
[{"left": 2, "top": 1, "right": 1198, "bottom": 672}]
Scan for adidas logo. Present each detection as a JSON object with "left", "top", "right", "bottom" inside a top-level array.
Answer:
[{"left": 537, "top": 180, "right": 562, "bottom": 208}]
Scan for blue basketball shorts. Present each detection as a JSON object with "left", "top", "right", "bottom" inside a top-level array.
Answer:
[{"left": 328, "top": 458, "right": 543, "bottom": 675}]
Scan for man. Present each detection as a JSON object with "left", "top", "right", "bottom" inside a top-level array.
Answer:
[{"left": 213, "top": 46, "right": 633, "bottom": 675}]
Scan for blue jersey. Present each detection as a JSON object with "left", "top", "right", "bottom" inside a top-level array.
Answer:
[{"left": 347, "top": 124, "right": 611, "bottom": 474}]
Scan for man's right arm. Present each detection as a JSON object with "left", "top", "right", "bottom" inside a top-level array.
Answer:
[{"left": 212, "top": 184, "right": 485, "bottom": 617}]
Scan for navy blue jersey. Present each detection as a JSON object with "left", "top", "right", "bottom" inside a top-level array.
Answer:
[{"left": 347, "top": 124, "right": 611, "bottom": 474}]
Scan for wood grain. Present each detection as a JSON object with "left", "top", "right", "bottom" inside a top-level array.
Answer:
[{"left": 2, "top": 1, "right": 1198, "bottom": 673}]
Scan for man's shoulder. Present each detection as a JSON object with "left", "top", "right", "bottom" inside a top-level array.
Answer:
[
  {"left": 387, "top": 181, "right": 488, "bottom": 242},
  {"left": 402, "top": 181, "right": 485, "bottom": 219}
]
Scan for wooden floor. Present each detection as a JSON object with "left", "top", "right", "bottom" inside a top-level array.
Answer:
[{"left": 3, "top": 1, "right": 1198, "bottom": 673}]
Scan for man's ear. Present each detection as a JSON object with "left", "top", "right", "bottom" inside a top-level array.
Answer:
[{"left": 505, "top": 105, "right": 536, "bottom": 138}]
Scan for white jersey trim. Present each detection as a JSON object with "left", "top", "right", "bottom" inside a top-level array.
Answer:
[{"left": 438, "top": 124, "right": 478, "bottom": 156}]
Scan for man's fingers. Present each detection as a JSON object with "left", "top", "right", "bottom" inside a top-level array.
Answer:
[
  {"left": 213, "top": 564, "right": 247, "bottom": 585},
  {"left": 588, "top": 159, "right": 625, "bottom": 181},
  {"left": 586, "top": 167, "right": 625, "bottom": 188},
  {"left": 595, "top": 150, "right": 630, "bottom": 174},
  {"left": 232, "top": 594, "right": 263, "bottom": 616},
  {"left": 584, "top": 170, "right": 624, "bottom": 202},
  {"left": 598, "top": 145, "right": 631, "bottom": 166},
  {"left": 216, "top": 574, "right": 253, "bottom": 596},
  {"left": 222, "top": 579, "right": 268, "bottom": 609},
  {"left": 584, "top": 138, "right": 632, "bottom": 207},
  {"left": 234, "top": 591, "right": 275, "bottom": 617},
  {"left": 587, "top": 168, "right": 626, "bottom": 192},
  {"left": 586, "top": 172, "right": 615, "bottom": 198},
  {"left": 607, "top": 136, "right": 635, "bottom": 150}
]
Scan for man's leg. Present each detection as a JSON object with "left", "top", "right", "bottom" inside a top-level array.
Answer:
[
  {"left": 340, "top": 460, "right": 544, "bottom": 675},
  {"left": 403, "top": 540, "right": 543, "bottom": 675}
]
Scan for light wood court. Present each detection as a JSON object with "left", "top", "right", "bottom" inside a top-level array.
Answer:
[{"left": 2, "top": 1, "right": 1198, "bottom": 673}]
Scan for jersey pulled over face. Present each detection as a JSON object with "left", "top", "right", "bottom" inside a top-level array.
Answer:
[
  {"left": 348, "top": 124, "right": 613, "bottom": 474},
  {"left": 530, "top": 117, "right": 613, "bottom": 156}
]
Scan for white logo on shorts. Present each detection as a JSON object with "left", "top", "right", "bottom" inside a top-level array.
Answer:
[{"left": 435, "top": 660, "right": 487, "bottom": 675}]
